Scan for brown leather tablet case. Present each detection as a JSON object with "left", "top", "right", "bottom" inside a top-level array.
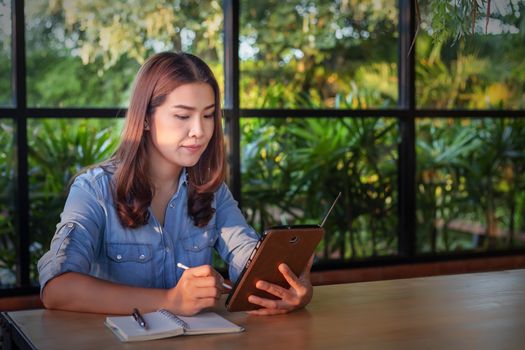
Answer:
[{"left": 225, "top": 225, "right": 324, "bottom": 312}]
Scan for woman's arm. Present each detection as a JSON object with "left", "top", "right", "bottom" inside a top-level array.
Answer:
[
  {"left": 42, "top": 264, "right": 227, "bottom": 316},
  {"left": 42, "top": 272, "right": 168, "bottom": 314},
  {"left": 213, "top": 184, "right": 259, "bottom": 282}
]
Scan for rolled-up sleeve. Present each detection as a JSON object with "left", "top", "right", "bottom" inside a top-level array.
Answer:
[
  {"left": 214, "top": 184, "right": 259, "bottom": 282},
  {"left": 37, "top": 176, "right": 105, "bottom": 294}
]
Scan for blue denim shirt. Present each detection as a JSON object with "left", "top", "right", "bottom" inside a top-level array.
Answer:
[{"left": 37, "top": 165, "right": 259, "bottom": 294}]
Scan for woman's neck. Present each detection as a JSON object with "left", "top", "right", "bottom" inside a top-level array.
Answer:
[
  {"left": 148, "top": 161, "right": 183, "bottom": 227},
  {"left": 149, "top": 167, "right": 182, "bottom": 195},
  {"left": 146, "top": 143, "right": 183, "bottom": 193}
]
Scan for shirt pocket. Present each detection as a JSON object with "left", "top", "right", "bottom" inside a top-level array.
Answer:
[
  {"left": 180, "top": 225, "right": 218, "bottom": 252},
  {"left": 106, "top": 243, "right": 154, "bottom": 287}
]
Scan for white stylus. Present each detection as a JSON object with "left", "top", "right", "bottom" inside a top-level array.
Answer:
[{"left": 177, "top": 262, "right": 232, "bottom": 290}]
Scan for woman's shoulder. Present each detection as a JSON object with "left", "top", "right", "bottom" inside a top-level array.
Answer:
[
  {"left": 71, "top": 161, "right": 116, "bottom": 196},
  {"left": 214, "top": 182, "right": 237, "bottom": 204},
  {"left": 214, "top": 182, "right": 230, "bottom": 196}
]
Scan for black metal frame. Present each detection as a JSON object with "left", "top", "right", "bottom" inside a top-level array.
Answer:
[
  {"left": 398, "top": 0, "right": 416, "bottom": 257},
  {"left": 223, "top": 0, "right": 242, "bottom": 203},
  {"left": 1, "top": 0, "right": 525, "bottom": 296},
  {"left": 12, "top": 0, "right": 30, "bottom": 290}
]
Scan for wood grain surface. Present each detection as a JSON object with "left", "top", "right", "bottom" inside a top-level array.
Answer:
[{"left": 4, "top": 269, "right": 525, "bottom": 350}]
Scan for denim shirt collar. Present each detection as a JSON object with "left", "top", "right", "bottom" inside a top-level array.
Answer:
[{"left": 174, "top": 168, "right": 188, "bottom": 199}]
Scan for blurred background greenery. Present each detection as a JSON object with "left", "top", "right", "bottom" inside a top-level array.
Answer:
[{"left": 1, "top": 0, "right": 524, "bottom": 286}]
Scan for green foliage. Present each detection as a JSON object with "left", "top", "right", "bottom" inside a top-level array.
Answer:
[
  {"left": 30, "top": 0, "right": 223, "bottom": 68},
  {"left": 0, "top": 0, "right": 12, "bottom": 106},
  {"left": 0, "top": 120, "right": 16, "bottom": 285},
  {"left": 416, "top": 118, "right": 525, "bottom": 252},
  {"left": 416, "top": 32, "right": 525, "bottom": 109},
  {"left": 417, "top": 1, "right": 525, "bottom": 109},
  {"left": 424, "top": 0, "right": 482, "bottom": 43},
  {"left": 241, "top": 117, "right": 398, "bottom": 260},
  {"left": 0, "top": 52, "right": 11, "bottom": 106},
  {"left": 239, "top": 0, "right": 398, "bottom": 108},
  {"left": 26, "top": 51, "right": 137, "bottom": 108},
  {"left": 23, "top": 0, "right": 226, "bottom": 108},
  {"left": 420, "top": 0, "right": 523, "bottom": 43}
]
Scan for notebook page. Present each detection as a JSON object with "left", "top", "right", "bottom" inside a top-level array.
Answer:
[
  {"left": 106, "top": 311, "right": 184, "bottom": 341},
  {"left": 176, "top": 312, "right": 245, "bottom": 335}
]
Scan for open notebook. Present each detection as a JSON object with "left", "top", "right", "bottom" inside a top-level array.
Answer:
[{"left": 105, "top": 309, "right": 244, "bottom": 342}]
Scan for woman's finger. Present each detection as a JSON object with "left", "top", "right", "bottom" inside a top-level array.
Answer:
[
  {"left": 255, "top": 280, "right": 289, "bottom": 299},
  {"left": 246, "top": 308, "right": 289, "bottom": 316},
  {"left": 189, "top": 264, "right": 219, "bottom": 278},
  {"left": 196, "top": 296, "right": 219, "bottom": 309},
  {"left": 248, "top": 294, "right": 287, "bottom": 310},
  {"left": 193, "top": 285, "right": 221, "bottom": 299},
  {"left": 192, "top": 276, "right": 219, "bottom": 288},
  {"left": 278, "top": 263, "right": 303, "bottom": 291}
]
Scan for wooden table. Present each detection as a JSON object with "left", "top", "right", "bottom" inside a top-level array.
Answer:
[{"left": 2, "top": 269, "right": 525, "bottom": 349}]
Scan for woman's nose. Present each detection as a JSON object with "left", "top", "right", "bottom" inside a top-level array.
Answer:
[{"left": 188, "top": 117, "right": 204, "bottom": 138}]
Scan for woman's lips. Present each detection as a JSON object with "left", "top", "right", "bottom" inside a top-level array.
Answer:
[{"left": 181, "top": 144, "right": 203, "bottom": 152}]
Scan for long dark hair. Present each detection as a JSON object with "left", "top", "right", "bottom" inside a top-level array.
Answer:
[{"left": 112, "top": 52, "right": 225, "bottom": 228}]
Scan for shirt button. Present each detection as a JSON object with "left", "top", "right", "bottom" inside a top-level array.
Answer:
[
  {"left": 165, "top": 247, "right": 170, "bottom": 252},
  {"left": 116, "top": 254, "right": 122, "bottom": 260},
  {"left": 139, "top": 254, "right": 146, "bottom": 260},
  {"left": 66, "top": 223, "right": 74, "bottom": 228},
  {"left": 169, "top": 203, "right": 175, "bottom": 208}
]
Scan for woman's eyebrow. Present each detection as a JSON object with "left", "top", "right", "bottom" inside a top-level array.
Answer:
[{"left": 171, "top": 104, "right": 215, "bottom": 111}]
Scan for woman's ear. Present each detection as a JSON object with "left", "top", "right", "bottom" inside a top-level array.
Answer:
[{"left": 144, "top": 119, "right": 150, "bottom": 131}]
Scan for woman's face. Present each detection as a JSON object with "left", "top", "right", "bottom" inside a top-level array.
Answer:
[{"left": 146, "top": 82, "right": 215, "bottom": 176}]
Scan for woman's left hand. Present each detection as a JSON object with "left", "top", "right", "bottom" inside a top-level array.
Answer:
[{"left": 246, "top": 255, "right": 314, "bottom": 316}]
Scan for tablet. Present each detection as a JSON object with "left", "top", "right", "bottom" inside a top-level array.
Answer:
[{"left": 225, "top": 224, "right": 324, "bottom": 312}]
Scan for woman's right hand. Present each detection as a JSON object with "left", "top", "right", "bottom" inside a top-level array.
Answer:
[{"left": 164, "top": 265, "right": 227, "bottom": 316}]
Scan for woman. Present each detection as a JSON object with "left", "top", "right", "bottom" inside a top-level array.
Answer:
[{"left": 38, "top": 52, "right": 313, "bottom": 316}]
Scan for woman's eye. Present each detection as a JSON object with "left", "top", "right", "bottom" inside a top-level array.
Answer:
[
  {"left": 204, "top": 114, "right": 214, "bottom": 119},
  {"left": 175, "top": 115, "right": 190, "bottom": 120}
]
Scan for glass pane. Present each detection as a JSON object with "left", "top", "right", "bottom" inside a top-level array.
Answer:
[
  {"left": 25, "top": 0, "right": 223, "bottom": 108},
  {"left": 240, "top": 0, "right": 398, "bottom": 109},
  {"left": 240, "top": 117, "right": 398, "bottom": 261},
  {"left": 28, "top": 118, "right": 122, "bottom": 283},
  {"left": 417, "top": 1, "right": 525, "bottom": 109},
  {"left": 416, "top": 118, "right": 525, "bottom": 253},
  {"left": 0, "top": 119, "right": 15, "bottom": 287},
  {"left": 0, "top": 0, "right": 12, "bottom": 107}
]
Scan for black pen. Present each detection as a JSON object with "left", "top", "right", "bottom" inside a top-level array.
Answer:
[{"left": 132, "top": 308, "right": 148, "bottom": 329}]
